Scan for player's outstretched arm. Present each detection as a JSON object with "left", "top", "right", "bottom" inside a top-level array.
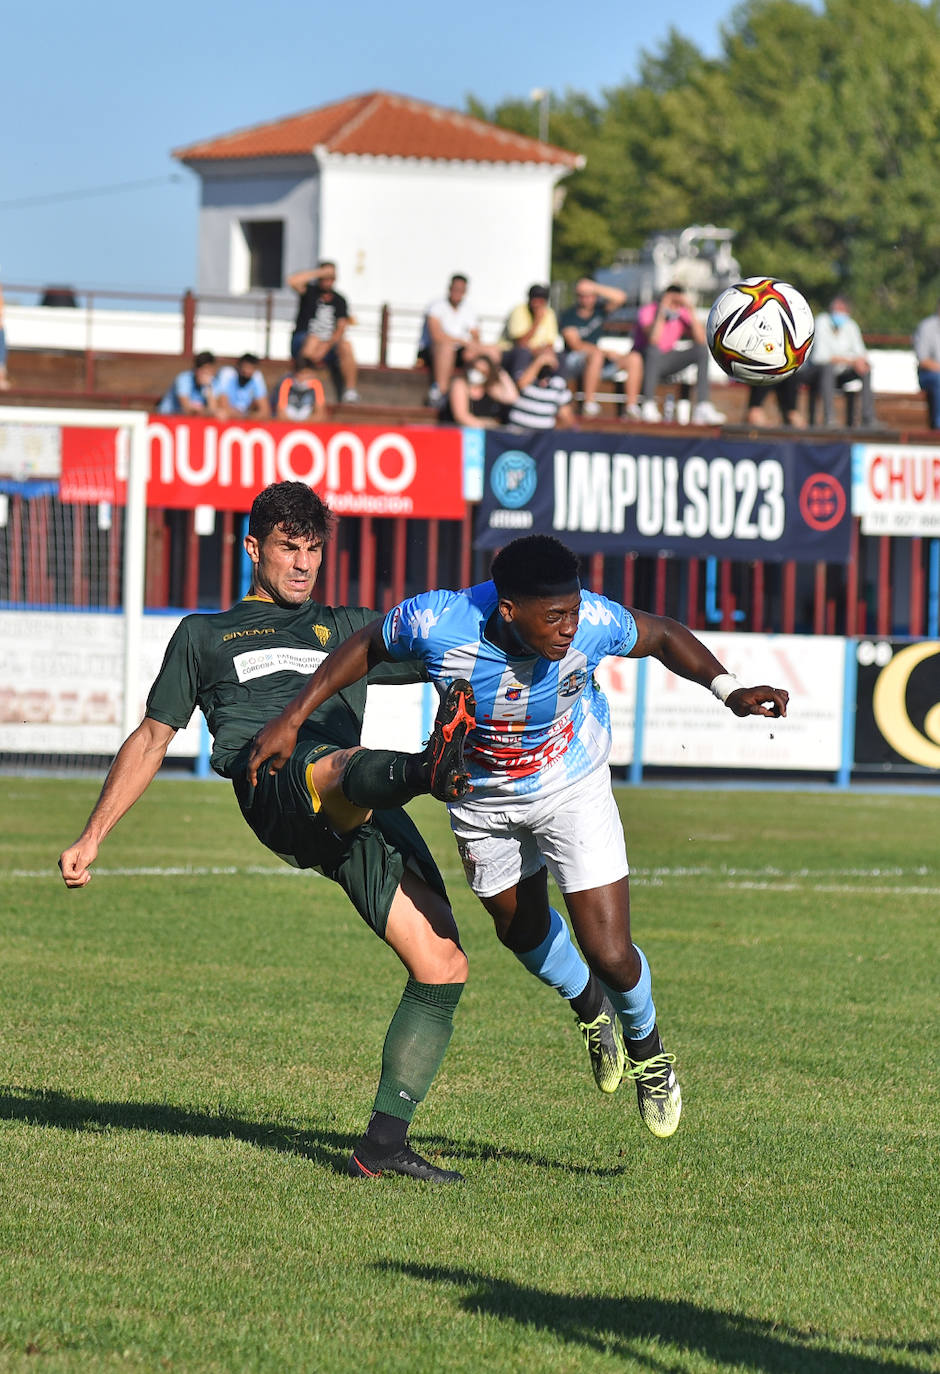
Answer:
[
  {"left": 58, "top": 717, "right": 176, "bottom": 888},
  {"left": 247, "top": 620, "right": 389, "bottom": 784},
  {"left": 628, "top": 610, "right": 788, "bottom": 719}
]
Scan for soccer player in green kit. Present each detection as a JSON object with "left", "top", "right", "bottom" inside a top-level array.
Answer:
[{"left": 58, "top": 481, "right": 475, "bottom": 1184}]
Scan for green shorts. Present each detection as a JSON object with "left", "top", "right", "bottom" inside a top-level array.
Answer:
[{"left": 231, "top": 739, "right": 447, "bottom": 938}]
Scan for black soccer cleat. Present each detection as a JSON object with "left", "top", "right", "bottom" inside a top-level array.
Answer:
[
  {"left": 624, "top": 1027, "right": 682, "bottom": 1138},
  {"left": 347, "top": 1139, "right": 464, "bottom": 1183},
  {"left": 576, "top": 995, "right": 627, "bottom": 1093},
  {"left": 425, "top": 679, "right": 476, "bottom": 802}
]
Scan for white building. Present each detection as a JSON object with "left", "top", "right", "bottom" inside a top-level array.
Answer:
[{"left": 173, "top": 90, "right": 583, "bottom": 351}]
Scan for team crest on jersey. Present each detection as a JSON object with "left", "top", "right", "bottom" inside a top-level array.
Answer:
[
  {"left": 505, "top": 683, "right": 524, "bottom": 701},
  {"left": 312, "top": 624, "right": 331, "bottom": 646},
  {"left": 558, "top": 668, "right": 587, "bottom": 697}
]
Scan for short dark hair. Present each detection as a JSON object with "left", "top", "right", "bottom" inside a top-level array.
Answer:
[
  {"left": 528, "top": 284, "right": 550, "bottom": 301},
  {"left": 450, "top": 273, "right": 469, "bottom": 286},
  {"left": 248, "top": 482, "right": 335, "bottom": 546},
  {"left": 194, "top": 351, "right": 216, "bottom": 368},
  {"left": 491, "top": 535, "right": 580, "bottom": 600},
  {"left": 238, "top": 352, "right": 259, "bottom": 365}
]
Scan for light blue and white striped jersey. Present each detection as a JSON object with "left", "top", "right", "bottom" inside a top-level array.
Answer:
[{"left": 382, "top": 581, "right": 637, "bottom": 802}]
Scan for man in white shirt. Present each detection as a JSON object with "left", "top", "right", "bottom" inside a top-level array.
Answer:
[
  {"left": 418, "top": 274, "right": 501, "bottom": 407},
  {"left": 805, "top": 296, "right": 876, "bottom": 426}
]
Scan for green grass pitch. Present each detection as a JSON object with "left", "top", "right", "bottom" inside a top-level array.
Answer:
[{"left": 1, "top": 776, "right": 937, "bottom": 1372}]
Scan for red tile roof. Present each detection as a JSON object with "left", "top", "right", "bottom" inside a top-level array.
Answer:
[{"left": 173, "top": 91, "right": 582, "bottom": 169}]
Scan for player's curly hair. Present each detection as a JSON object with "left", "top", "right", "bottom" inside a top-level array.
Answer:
[
  {"left": 248, "top": 482, "right": 336, "bottom": 546},
  {"left": 491, "top": 535, "right": 580, "bottom": 599}
]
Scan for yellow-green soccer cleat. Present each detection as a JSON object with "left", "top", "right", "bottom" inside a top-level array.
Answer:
[
  {"left": 576, "top": 996, "right": 627, "bottom": 1093},
  {"left": 624, "top": 1035, "right": 682, "bottom": 1137}
]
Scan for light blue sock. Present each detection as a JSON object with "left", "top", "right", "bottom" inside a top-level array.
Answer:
[
  {"left": 514, "top": 907, "right": 589, "bottom": 1000},
  {"left": 601, "top": 946, "right": 656, "bottom": 1040}
]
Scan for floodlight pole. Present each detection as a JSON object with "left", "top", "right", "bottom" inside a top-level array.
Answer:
[{"left": 530, "top": 88, "right": 550, "bottom": 143}]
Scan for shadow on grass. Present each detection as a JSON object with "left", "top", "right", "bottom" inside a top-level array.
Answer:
[
  {"left": 381, "top": 1262, "right": 935, "bottom": 1373},
  {"left": 0, "top": 1086, "right": 629, "bottom": 1179}
]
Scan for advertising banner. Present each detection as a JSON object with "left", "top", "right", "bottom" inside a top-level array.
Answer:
[
  {"left": 598, "top": 632, "right": 845, "bottom": 772},
  {"left": 0, "top": 609, "right": 201, "bottom": 757},
  {"left": 852, "top": 443, "right": 940, "bottom": 535},
  {"left": 0, "top": 608, "right": 428, "bottom": 760},
  {"left": 478, "top": 430, "right": 852, "bottom": 561},
  {"left": 60, "top": 418, "right": 464, "bottom": 519},
  {"left": 853, "top": 638, "right": 940, "bottom": 773}
]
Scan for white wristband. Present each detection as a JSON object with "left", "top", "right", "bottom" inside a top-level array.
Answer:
[{"left": 710, "top": 673, "right": 740, "bottom": 703}]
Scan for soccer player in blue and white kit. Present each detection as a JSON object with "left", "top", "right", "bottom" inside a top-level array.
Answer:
[{"left": 250, "top": 535, "right": 789, "bottom": 1139}]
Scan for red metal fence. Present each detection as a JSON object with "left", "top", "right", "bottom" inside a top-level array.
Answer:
[{"left": 3, "top": 487, "right": 937, "bottom": 640}]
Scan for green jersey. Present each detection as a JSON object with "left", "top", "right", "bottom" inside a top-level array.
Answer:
[{"left": 146, "top": 595, "right": 426, "bottom": 778}]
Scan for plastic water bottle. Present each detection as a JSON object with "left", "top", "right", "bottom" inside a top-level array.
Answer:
[{"left": 663, "top": 392, "right": 676, "bottom": 422}]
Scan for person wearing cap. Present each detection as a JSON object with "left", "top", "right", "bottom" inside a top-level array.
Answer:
[
  {"left": 501, "top": 284, "right": 560, "bottom": 381},
  {"left": 215, "top": 353, "right": 271, "bottom": 419},
  {"left": 157, "top": 352, "right": 224, "bottom": 416}
]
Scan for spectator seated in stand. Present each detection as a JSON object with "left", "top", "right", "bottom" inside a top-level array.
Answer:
[
  {"left": 559, "top": 278, "right": 642, "bottom": 417},
  {"left": 418, "top": 274, "right": 502, "bottom": 408},
  {"left": 505, "top": 346, "right": 574, "bottom": 432},
  {"left": 500, "top": 284, "right": 560, "bottom": 380},
  {"left": 746, "top": 372, "right": 806, "bottom": 429},
  {"left": 157, "top": 351, "right": 223, "bottom": 416},
  {"left": 633, "top": 284, "right": 725, "bottom": 425},
  {"left": 287, "top": 261, "right": 359, "bottom": 403},
  {"left": 437, "top": 356, "right": 518, "bottom": 428},
  {"left": 912, "top": 298, "right": 940, "bottom": 429},
  {"left": 802, "top": 296, "right": 877, "bottom": 428},
  {"left": 215, "top": 353, "right": 271, "bottom": 420},
  {"left": 272, "top": 360, "right": 328, "bottom": 423}
]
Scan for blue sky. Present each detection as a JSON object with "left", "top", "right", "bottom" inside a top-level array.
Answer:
[{"left": 0, "top": 0, "right": 738, "bottom": 298}]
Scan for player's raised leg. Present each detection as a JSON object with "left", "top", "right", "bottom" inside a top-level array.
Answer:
[{"left": 338, "top": 678, "right": 476, "bottom": 807}]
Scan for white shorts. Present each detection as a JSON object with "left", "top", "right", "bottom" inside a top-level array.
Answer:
[{"left": 448, "top": 764, "right": 629, "bottom": 899}]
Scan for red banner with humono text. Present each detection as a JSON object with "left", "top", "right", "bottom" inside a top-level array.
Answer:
[{"left": 60, "top": 418, "right": 464, "bottom": 518}]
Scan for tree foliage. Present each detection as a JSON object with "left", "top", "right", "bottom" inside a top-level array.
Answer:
[{"left": 470, "top": 0, "right": 940, "bottom": 329}]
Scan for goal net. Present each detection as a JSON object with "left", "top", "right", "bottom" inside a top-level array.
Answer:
[{"left": 0, "top": 405, "right": 176, "bottom": 773}]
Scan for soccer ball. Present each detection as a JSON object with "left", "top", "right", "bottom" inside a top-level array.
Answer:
[{"left": 706, "top": 277, "right": 815, "bottom": 385}]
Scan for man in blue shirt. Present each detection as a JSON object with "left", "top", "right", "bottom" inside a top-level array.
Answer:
[
  {"left": 248, "top": 536, "right": 789, "bottom": 1144},
  {"left": 215, "top": 353, "right": 271, "bottom": 419},
  {"left": 157, "top": 352, "right": 222, "bottom": 416}
]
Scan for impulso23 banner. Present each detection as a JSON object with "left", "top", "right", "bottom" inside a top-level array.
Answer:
[{"left": 478, "top": 430, "right": 852, "bottom": 561}]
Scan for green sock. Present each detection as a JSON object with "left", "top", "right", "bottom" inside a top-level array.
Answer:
[
  {"left": 371, "top": 979, "right": 464, "bottom": 1122},
  {"left": 340, "top": 749, "right": 426, "bottom": 809}
]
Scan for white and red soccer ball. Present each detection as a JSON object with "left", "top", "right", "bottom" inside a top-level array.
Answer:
[{"left": 706, "top": 277, "right": 815, "bottom": 385}]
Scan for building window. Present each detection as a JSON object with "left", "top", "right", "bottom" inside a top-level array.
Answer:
[{"left": 232, "top": 220, "right": 284, "bottom": 292}]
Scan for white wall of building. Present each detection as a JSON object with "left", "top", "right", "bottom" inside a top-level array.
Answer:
[
  {"left": 316, "top": 154, "right": 562, "bottom": 333},
  {"left": 191, "top": 156, "right": 319, "bottom": 296}
]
